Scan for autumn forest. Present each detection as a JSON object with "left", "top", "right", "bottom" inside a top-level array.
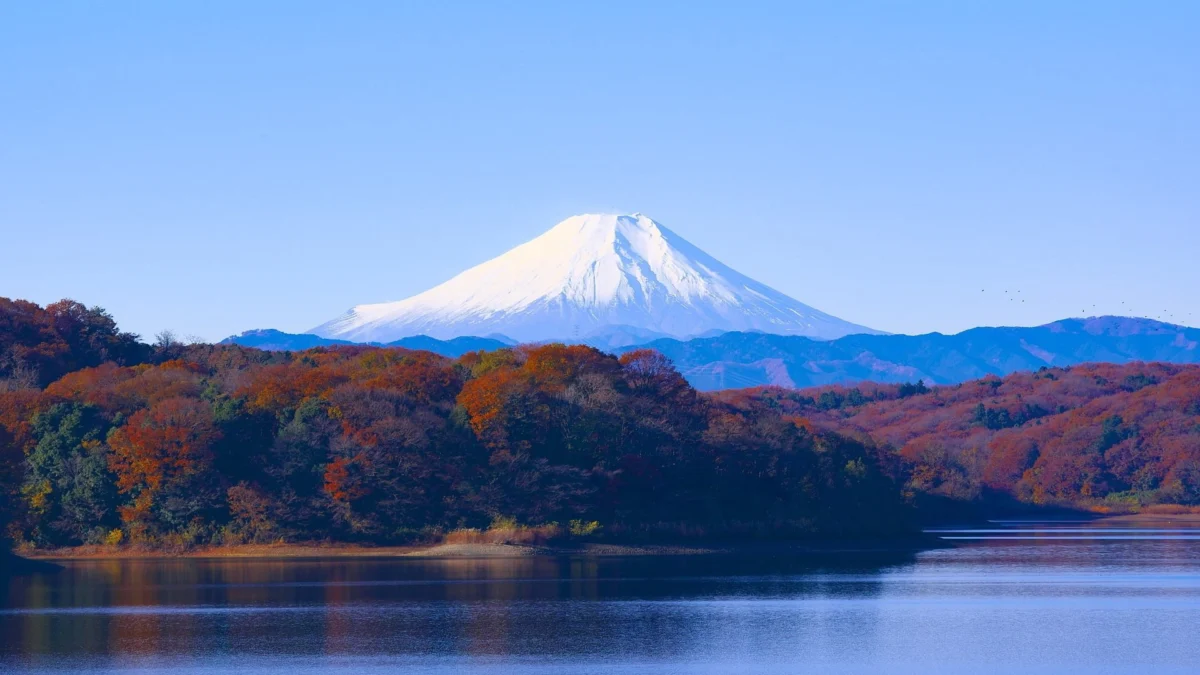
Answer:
[{"left": 3, "top": 298, "right": 1200, "bottom": 552}]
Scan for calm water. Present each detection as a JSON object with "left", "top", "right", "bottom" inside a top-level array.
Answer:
[{"left": 4, "top": 522, "right": 1200, "bottom": 674}]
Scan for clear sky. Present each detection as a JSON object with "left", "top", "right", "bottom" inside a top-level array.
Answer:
[{"left": 2, "top": 1, "right": 1197, "bottom": 341}]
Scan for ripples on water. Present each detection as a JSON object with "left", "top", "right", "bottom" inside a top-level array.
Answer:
[{"left": 4, "top": 520, "right": 1200, "bottom": 674}]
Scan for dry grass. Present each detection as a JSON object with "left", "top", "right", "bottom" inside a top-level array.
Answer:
[
  {"left": 1142, "top": 504, "right": 1200, "bottom": 515},
  {"left": 442, "top": 523, "right": 564, "bottom": 546},
  {"left": 1088, "top": 503, "right": 1200, "bottom": 516}
]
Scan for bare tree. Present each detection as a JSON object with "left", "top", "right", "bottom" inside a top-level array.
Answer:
[{"left": 155, "top": 330, "right": 181, "bottom": 349}]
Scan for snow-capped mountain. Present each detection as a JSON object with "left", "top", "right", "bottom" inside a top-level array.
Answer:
[{"left": 310, "top": 213, "right": 879, "bottom": 343}]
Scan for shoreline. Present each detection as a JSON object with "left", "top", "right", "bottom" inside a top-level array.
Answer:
[
  {"left": 19, "top": 537, "right": 940, "bottom": 562},
  {"left": 1089, "top": 512, "right": 1200, "bottom": 524},
  {"left": 21, "top": 513, "right": 1199, "bottom": 563},
  {"left": 1, "top": 550, "right": 63, "bottom": 573}
]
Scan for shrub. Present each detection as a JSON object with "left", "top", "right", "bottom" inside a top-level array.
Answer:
[
  {"left": 569, "top": 519, "right": 601, "bottom": 537},
  {"left": 104, "top": 528, "right": 124, "bottom": 546},
  {"left": 442, "top": 521, "right": 564, "bottom": 546}
]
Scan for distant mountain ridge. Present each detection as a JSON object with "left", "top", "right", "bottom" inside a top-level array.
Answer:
[
  {"left": 311, "top": 213, "right": 878, "bottom": 343},
  {"left": 616, "top": 316, "right": 1200, "bottom": 390},
  {"left": 220, "top": 329, "right": 511, "bottom": 358},
  {"left": 225, "top": 317, "right": 1199, "bottom": 391}
]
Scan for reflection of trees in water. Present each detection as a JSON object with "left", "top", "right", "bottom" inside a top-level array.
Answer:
[{"left": 1, "top": 550, "right": 921, "bottom": 661}]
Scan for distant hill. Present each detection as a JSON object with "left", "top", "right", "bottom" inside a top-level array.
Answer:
[
  {"left": 220, "top": 329, "right": 510, "bottom": 358},
  {"left": 715, "top": 361, "right": 1200, "bottom": 509},
  {"left": 618, "top": 317, "right": 1200, "bottom": 390},
  {"left": 219, "top": 329, "right": 358, "bottom": 351},
  {"left": 386, "top": 334, "right": 513, "bottom": 356}
]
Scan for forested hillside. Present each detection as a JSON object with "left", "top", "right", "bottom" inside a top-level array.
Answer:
[
  {"left": 0, "top": 299, "right": 907, "bottom": 550},
  {"left": 4, "top": 297, "right": 1200, "bottom": 553},
  {"left": 716, "top": 362, "right": 1200, "bottom": 509}
]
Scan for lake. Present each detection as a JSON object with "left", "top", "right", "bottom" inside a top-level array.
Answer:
[{"left": 4, "top": 520, "right": 1200, "bottom": 674}]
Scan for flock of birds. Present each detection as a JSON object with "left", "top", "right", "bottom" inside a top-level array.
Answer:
[{"left": 978, "top": 289, "right": 1194, "bottom": 326}]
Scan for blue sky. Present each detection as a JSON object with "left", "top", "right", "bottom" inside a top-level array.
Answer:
[{"left": 2, "top": 1, "right": 1197, "bottom": 341}]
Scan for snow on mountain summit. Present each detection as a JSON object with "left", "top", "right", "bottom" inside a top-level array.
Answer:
[{"left": 310, "top": 213, "right": 879, "bottom": 343}]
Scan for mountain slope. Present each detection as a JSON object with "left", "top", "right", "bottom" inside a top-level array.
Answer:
[
  {"left": 311, "top": 213, "right": 878, "bottom": 343},
  {"left": 716, "top": 361, "right": 1200, "bottom": 509},
  {"left": 620, "top": 317, "right": 1200, "bottom": 390}
]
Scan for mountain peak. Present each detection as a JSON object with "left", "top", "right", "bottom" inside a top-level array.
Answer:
[
  {"left": 554, "top": 212, "right": 649, "bottom": 225},
  {"left": 539, "top": 213, "right": 671, "bottom": 264},
  {"left": 311, "top": 213, "right": 878, "bottom": 343},
  {"left": 566, "top": 212, "right": 650, "bottom": 235}
]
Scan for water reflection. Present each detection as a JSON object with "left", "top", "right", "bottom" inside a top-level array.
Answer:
[{"left": 4, "top": 529, "right": 1200, "bottom": 674}]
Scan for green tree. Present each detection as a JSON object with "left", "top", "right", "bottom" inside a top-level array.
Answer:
[{"left": 22, "top": 403, "right": 118, "bottom": 545}]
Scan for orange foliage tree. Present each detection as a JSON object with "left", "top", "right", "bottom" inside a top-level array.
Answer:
[{"left": 107, "top": 397, "right": 221, "bottom": 539}]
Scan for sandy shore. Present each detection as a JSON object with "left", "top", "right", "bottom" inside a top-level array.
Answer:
[
  {"left": 19, "top": 538, "right": 934, "bottom": 561},
  {"left": 19, "top": 541, "right": 750, "bottom": 560},
  {"left": 408, "top": 542, "right": 721, "bottom": 557},
  {"left": 1091, "top": 512, "right": 1200, "bottom": 525}
]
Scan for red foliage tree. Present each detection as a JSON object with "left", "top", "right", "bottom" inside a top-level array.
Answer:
[{"left": 107, "top": 397, "right": 221, "bottom": 537}]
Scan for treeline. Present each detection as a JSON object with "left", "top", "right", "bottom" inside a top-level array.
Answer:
[
  {"left": 0, "top": 299, "right": 909, "bottom": 549},
  {"left": 720, "top": 363, "right": 1200, "bottom": 509},
  {"left": 6, "top": 297, "right": 1199, "bottom": 552},
  {"left": 0, "top": 298, "right": 147, "bottom": 389}
]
